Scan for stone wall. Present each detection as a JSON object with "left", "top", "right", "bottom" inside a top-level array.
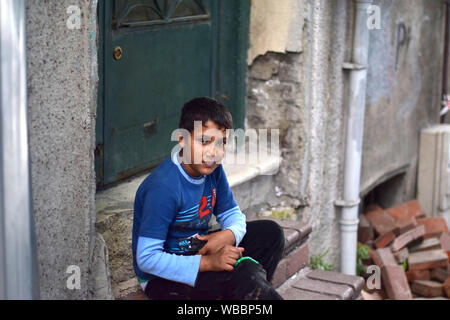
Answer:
[
  {"left": 245, "top": 0, "right": 445, "bottom": 271},
  {"left": 26, "top": 0, "right": 98, "bottom": 299},
  {"left": 245, "top": 0, "right": 348, "bottom": 270}
]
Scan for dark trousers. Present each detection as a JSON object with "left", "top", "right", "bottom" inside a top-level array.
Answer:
[{"left": 144, "top": 220, "right": 285, "bottom": 300}]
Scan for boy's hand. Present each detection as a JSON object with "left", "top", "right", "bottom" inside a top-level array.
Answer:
[
  {"left": 199, "top": 245, "right": 244, "bottom": 272},
  {"left": 197, "top": 230, "right": 236, "bottom": 256}
]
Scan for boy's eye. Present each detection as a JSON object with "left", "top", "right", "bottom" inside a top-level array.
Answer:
[
  {"left": 198, "top": 137, "right": 210, "bottom": 144},
  {"left": 197, "top": 137, "right": 226, "bottom": 146}
]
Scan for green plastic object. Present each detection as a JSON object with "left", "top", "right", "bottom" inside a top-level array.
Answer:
[{"left": 234, "top": 256, "right": 259, "bottom": 267}]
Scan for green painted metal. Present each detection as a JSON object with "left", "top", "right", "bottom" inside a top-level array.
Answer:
[
  {"left": 96, "top": 0, "right": 249, "bottom": 187},
  {"left": 215, "top": 0, "right": 249, "bottom": 131}
]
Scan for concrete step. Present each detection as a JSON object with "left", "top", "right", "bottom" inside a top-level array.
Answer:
[
  {"left": 259, "top": 217, "right": 312, "bottom": 288},
  {"left": 266, "top": 218, "right": 365, "bottom": 300},
  {"left": 262, "top": 217, "right": 312, "bottom": 255},
  {"left": 119, "top": 217, "right": 312, "bottom": 300},
  {"left": 121, "top": 218, "right": 365, "bottom": 300},
  {"left": 122, "top": 268, "right": 366, "bottom": 301}
]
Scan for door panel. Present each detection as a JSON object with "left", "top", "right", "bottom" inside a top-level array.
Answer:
[
  {"left": 104, "top": 0, "right": 215, "bottom": 184},
  {"left": 96, "top": 0, "right": 249, "bottom": 187}
]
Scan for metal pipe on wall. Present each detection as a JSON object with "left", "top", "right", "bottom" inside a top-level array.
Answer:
[
  {"left": 337, "top": 0, "right": 372, "bottom": 275},
  {"left": 0, "top": 0, "right": 40, "bottom": 299}
]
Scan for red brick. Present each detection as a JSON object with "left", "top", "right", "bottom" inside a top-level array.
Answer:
[
  {"left": 440, "top": 232, "right": 450, "bottom": 252},
  {"left": 411, "top": 280, "right": 444, "bottom": 297},
  {"left": 386, "top": 200, "right": 425, "bottom": 221},
  {"left": 389, "top": 225, "right": 425, "bottom": 252},
  {"left": 286, "top": 242, "right": 309, "bottom": 278},
  {"left": 381, "top": 265, "right": 412, "bottom": 300},
  {"left": 306, "top": 269, "right": 365, "bottom": 296},
  {"left": 365, "top": 203, "right": 383, "bottom": 212},
  {"left": 292, "top": 278, "right": 354, "bottom": 300},
  {"left": 370, "top": 248, "right": 397, "bottom": 268},
  {"left": 408, "top": 249, "right": 449, "bottom": 271},
  {"left": 410, "top": 237, "right": 441, "bottom": 253},
  {"left": 395, "top": 217, "right": 418, "bottom": 235},
  {"left": 444, "top": 278, "right": 450, "bottom": 298},
  {"left": 403, "top": 200, "right": 426, "bottom": 217},
  {"left": 358, "top": 214, "right": 374, "bottom": 243},
  {"left": 365, "top": 240, "right": 375, "bottom": 249},
  {"left": 430, "top": 268, "right": 449, "bottom": 283},
  {"left": 261, "top": 217, "right": 312, "bottom": 241},
  {"left": 374, "top": 231, "right": 396, "bottom": 249},
  {"left": 281, "top": 287, "right": 339, "bottom": 300},
  {"left": 271, "top": 257, "right": 288, "bottom": 288},
  {"left": 416, "top": 218, "right": 449, "bottom": 239},
  {"left": 442, "top": 232, "right": 450, "bottom": 262},
  {"left": 393, "top": 247, "right": 409, "bottom": 264},
  {"left": 365, "top": 206, "right": 398, "bottom": 236},
  {"left": 406, "top": 269, "right": 430, "bottom": 283},
  {"left": 283, "top": 228, "right": 301, "bottom": 252}
]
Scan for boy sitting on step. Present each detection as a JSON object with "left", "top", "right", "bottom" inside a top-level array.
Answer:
[{"left": 132, "top": 97, "right": 285, "bottom": 300}]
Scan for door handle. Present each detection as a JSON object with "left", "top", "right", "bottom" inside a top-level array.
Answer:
[{"left": 113, "top": 46, "right": 123, "bottom": 60}]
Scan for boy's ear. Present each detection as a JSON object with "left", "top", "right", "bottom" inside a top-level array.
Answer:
[{"left": 178, "top": 133, "right": 185, "bottom": 148}]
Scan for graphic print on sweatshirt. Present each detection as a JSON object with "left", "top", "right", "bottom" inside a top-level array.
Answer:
[{"left": 169, "top": 187, "right": 217, "bottom": 254}]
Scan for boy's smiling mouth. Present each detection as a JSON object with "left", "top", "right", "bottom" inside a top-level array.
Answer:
[{"left": 202, "top": 160, "right": 216, "bottom": 168}]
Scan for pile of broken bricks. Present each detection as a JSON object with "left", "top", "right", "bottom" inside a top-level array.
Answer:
[{"left": 358, "top": 200, "right": 450, "bottom": 300}]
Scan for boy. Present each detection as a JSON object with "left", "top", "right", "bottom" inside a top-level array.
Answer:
[{"left": 132, "top": 97, "right": 284, "bottom": 300}]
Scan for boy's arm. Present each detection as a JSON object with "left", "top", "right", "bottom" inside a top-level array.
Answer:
[
  {"left": 196, "top": 209, "right": 245, "bottom": 256},
  {"left": 137, "top": 237, "right": 201, "bottom": 287},
  {"left": 137, "top": 182, "right": 206, "bottom": 285},
  {"left": 211, "top": 165, "right": 247, "bottom": 246},
  {"left": 137, "top": 237, "right": 244, "bottom": 280},
  {"left": 215, "top": 206, "right": 246, "bottom": 246}
]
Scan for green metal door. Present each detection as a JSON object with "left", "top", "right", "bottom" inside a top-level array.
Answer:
[{"left": 97, "top": 0, "right": 249, "bottom": 187}]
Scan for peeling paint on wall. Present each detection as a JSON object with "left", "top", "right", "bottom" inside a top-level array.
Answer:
[{"left": 247, "top": 0, "right": 304, "bottom": 65}]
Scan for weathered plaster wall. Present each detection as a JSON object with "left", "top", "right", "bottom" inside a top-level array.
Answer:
[
  {"left": 245, "top": 0, "right": 445, "bottom": 271},
  {"left": 246, "top": 0, "right": 348, "bottom": 269},
  {"left": 26, "top": 0, "right": 98, "bottom": 299},
  {"left": 361, "top": 0, "right": 444, "bottom": 208},
  {"left": 248, "top": 0, "right": 304, "bottom": 64},
  {"left": 295, "top": 0, "right": 348, "bottom": 272}
]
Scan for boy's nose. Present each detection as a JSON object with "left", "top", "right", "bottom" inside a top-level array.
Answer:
[{"left": 207, "top": 144, "right": 216, "bottom": 158}]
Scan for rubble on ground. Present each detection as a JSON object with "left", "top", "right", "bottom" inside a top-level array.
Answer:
[{"left": 358, "top": 200, "right": 450, "bottom": 300}]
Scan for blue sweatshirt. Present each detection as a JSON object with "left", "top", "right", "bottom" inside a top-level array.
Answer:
[{"left": 132, "top": 151, "right": 247, "bottom": 287}]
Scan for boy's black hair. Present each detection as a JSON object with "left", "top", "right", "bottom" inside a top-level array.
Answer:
[{"left": 179, "top": 97, "right": 233, "bottom": 132}]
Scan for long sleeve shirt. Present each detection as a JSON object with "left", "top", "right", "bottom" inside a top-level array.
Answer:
[{"left": 132, "top": 151, "right": 247, "bottom": 286}]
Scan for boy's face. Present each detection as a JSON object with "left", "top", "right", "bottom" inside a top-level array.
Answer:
[{"left": 178, "top": 120, "right": 228, "bottom": 177}]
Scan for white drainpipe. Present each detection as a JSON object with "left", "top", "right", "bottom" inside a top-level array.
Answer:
[{"left": 335, "top": 0, "right": 372, "bottom": 275}]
